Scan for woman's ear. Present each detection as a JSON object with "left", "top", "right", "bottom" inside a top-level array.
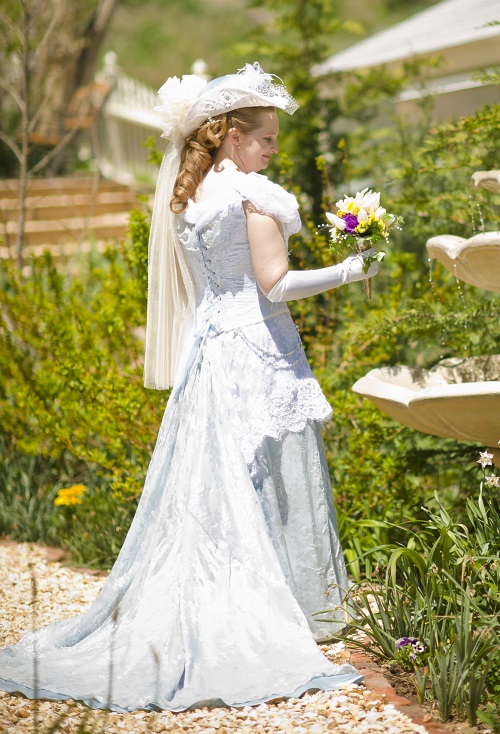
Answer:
[{"left": 227, "top": 127, "right": 241, "bottom": 147}]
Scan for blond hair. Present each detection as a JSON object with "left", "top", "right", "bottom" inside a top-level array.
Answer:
[{"left": 170, "top": 106, "right": 274, "bottom": 214}]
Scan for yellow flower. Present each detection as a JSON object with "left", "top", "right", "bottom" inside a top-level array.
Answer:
[
  {"left": 54, "top": 484, "right": 86, "bottom": 507},
  {"left": 345, "top": 201, "right": 359, "bottom": 215}
]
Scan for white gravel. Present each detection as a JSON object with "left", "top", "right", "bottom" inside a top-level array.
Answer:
[{"left": 0, "top": 541, "right": 428, "bottom": 733}]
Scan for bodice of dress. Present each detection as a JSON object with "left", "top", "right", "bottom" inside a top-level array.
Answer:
[
  {"left": 175, "top": 166, "right": 333, "bottom": 466},
  {"left": 176, "top": 167, "right": 301, "bottom": 334}
]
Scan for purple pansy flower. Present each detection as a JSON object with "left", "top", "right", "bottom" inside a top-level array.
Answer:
[{"left": 396, "top": 637, "right": 425, "bottom": 655}]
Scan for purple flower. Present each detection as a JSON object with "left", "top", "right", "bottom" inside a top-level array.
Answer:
[
  {"left": 409, "top": 653, "right": 417, "bottom": 661},
  {"left": 397, "top": 636, "right": 425, "bottom": 651},
  {"left": 343, "top": 213, "right": 359, "bottom": 233}
]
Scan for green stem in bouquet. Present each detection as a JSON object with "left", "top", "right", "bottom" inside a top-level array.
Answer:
[{"left": 355, "top": 240, "right": 386, "bottom": 300}]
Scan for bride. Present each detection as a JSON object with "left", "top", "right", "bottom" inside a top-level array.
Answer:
[{"left": 0, "top": 62, "right": 378, "bottom": 713}]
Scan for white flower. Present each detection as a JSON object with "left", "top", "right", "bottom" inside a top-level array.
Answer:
[
  {"left": 326, "top": 211, "right": 346, "bottom": 231},
  {"left": 477, "top": 450, "right": 494, "bottom": 469},
  {"left": 375, "top": 206, "right": 386, "bottom": 218},
  {"left": 155, "top": 74, "right": 207, "bottom": 140},
  {"left": 335, "top": 188, "right": 381, "bottom": 215},
  {"left": 485, "top": 474, "right": 500, "bottom": 487},
  {"left": 356, "top": 188, "right": 380, "bottom": 212},
  {"left": 335, "top": 194, "right": 356, "bottom": 213},
  {"left": 357, "top": 208, "right": 368, "bottom": 222}
]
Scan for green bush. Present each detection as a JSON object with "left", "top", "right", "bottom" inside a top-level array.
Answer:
[
  {"left": 0, "top": 207, "right": 160, "bottom": 567},
  {"left": 0, "top": 207, "right": 164, "bottom": 498},
  {"left": 0, "top": 435, "right": 70, "bottom": 546},
  {"left": 0, "top": 436, "right": 136, "bottom": 569}
]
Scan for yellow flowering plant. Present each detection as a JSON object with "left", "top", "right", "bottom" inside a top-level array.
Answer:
[{"left": 54, "top": 484, "right": 86, "bottom": 507}]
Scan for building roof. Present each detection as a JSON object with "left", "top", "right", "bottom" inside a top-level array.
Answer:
[{"left": 313, "top": 0, "right": 500, "bottom": 76}]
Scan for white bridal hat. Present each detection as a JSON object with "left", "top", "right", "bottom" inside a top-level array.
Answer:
[{"left": 181, "top": 63, "right": 299, "bottom": 136}]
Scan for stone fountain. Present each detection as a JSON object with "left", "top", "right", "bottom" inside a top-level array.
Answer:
[{"left": 352, "top": 171, "right": 500, "bottom": 465}]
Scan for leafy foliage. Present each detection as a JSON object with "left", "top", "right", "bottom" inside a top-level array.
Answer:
[
  {"left": 0, "top": 206, "right": 159, "bottom": 486},
  {"left": 327, "top": 481, "right": 500, "bottom": 723},
  {"left": 234, "top": 0, "right": 362, "bottom": 207},
  {"left": 339, "top": 96, "right": 500, "bottom": 252},
  {"left": 0, "top": 205, "right": 164, "bottom": 566}
]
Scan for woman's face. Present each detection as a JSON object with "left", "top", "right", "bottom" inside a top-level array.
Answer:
[{"left": 236, "top": 109, "right": 279, "bottom": 173}]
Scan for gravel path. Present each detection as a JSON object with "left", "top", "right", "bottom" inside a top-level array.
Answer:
[{"left": 0, "top": 541, "right": 428, "bottom": 734}]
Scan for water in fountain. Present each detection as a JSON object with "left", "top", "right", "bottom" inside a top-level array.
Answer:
[
  {"left": 468, "top": 188, "right": 486, "bottom": 234},
  {"left": 427, "top": 257, "right": 448, "bottom": 359},
  {"left": 452, "top": 262, "right": 474, "bottom": 375},
  {"left": 426, "top": 179, "right": 497, "bottom": 372}
]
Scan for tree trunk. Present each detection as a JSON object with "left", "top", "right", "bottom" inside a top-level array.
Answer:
[
  {"left": 33, "top": 0, "right": 120, "bottom": 139},
  {"left": 16, "top": 0, "right": 31, "bottom": 270},
  {"left": 76, "top": 0, "right": 121, "bottom": 87}
]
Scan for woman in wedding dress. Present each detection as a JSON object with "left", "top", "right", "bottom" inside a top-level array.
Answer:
[{"left": 0, "top": 62, "right": 378, "bottom": 713}]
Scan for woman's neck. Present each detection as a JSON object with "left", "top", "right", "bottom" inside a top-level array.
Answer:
[{"left": 212, "top": 148, "right": 247, "bottom": 174}]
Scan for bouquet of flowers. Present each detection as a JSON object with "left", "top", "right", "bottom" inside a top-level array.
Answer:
[{"left": 325, "top": 188, "right": 403, "bottom": 299}]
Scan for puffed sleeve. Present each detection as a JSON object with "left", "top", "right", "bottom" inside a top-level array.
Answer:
[{"left": 232, "top": 171, "right": 302, "bottom": 240}]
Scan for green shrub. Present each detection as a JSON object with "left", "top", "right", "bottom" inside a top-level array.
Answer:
[
  {"left": 0, "top": 206, "right": 164, "bottom": 500},
  {"left": 0, "top": 206, "right": 161, "bottom": 567},
  {"left": 0, "top": 435, "right": 70, "bottom": 546}
]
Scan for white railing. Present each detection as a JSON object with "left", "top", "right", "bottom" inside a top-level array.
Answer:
[{"left": 95, "top": 53, "right": 165, "bottom": 186}]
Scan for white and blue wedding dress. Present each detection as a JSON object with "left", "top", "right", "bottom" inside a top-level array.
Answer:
[{"left": 0, "top": 166, "right": 361, "bottom": 712}]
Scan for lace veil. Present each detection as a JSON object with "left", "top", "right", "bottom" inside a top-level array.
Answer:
[{"left": 144, "top": 62, "right": 299, "bottom": 390}]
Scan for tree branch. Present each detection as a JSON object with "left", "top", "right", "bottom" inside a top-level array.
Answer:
[
  {"left": 28, "top": 104, "right": 43, "bottom": 134},
  {"left": 29, "top": 125, "right": 79, "bottom": 175},
  {"left": 0, "top": 79, "right": 25, "bottom": 113},
  {"left": 0, "top": 131, "right": 22, "bottom": 162},
  {"left": 32, "top": 0, "right": 64, "bottom": 69},
  {"left": 76, "top": 0, "right": 121, "bottom": 87}
]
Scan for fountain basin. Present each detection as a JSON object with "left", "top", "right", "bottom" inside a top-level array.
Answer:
[
  {"left": 426, "top": 169, "right": 500, "bottom": 293},
  {"left": 470, "top": 170, "right": 500, "bottom": 195},
  {"left": 426, "top": 232, "right": 500, "bottom": 294},
  {"left": 352, "top": 356, "right": 500, "bottom": 449}
]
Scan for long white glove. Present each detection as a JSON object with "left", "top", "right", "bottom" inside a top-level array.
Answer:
[{"left": 266, "top": 249, "right": 379, "bottom": 302}]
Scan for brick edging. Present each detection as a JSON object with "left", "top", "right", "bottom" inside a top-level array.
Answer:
[{"left": 348, "top": 646, "right": 458, "bottom": 734}]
